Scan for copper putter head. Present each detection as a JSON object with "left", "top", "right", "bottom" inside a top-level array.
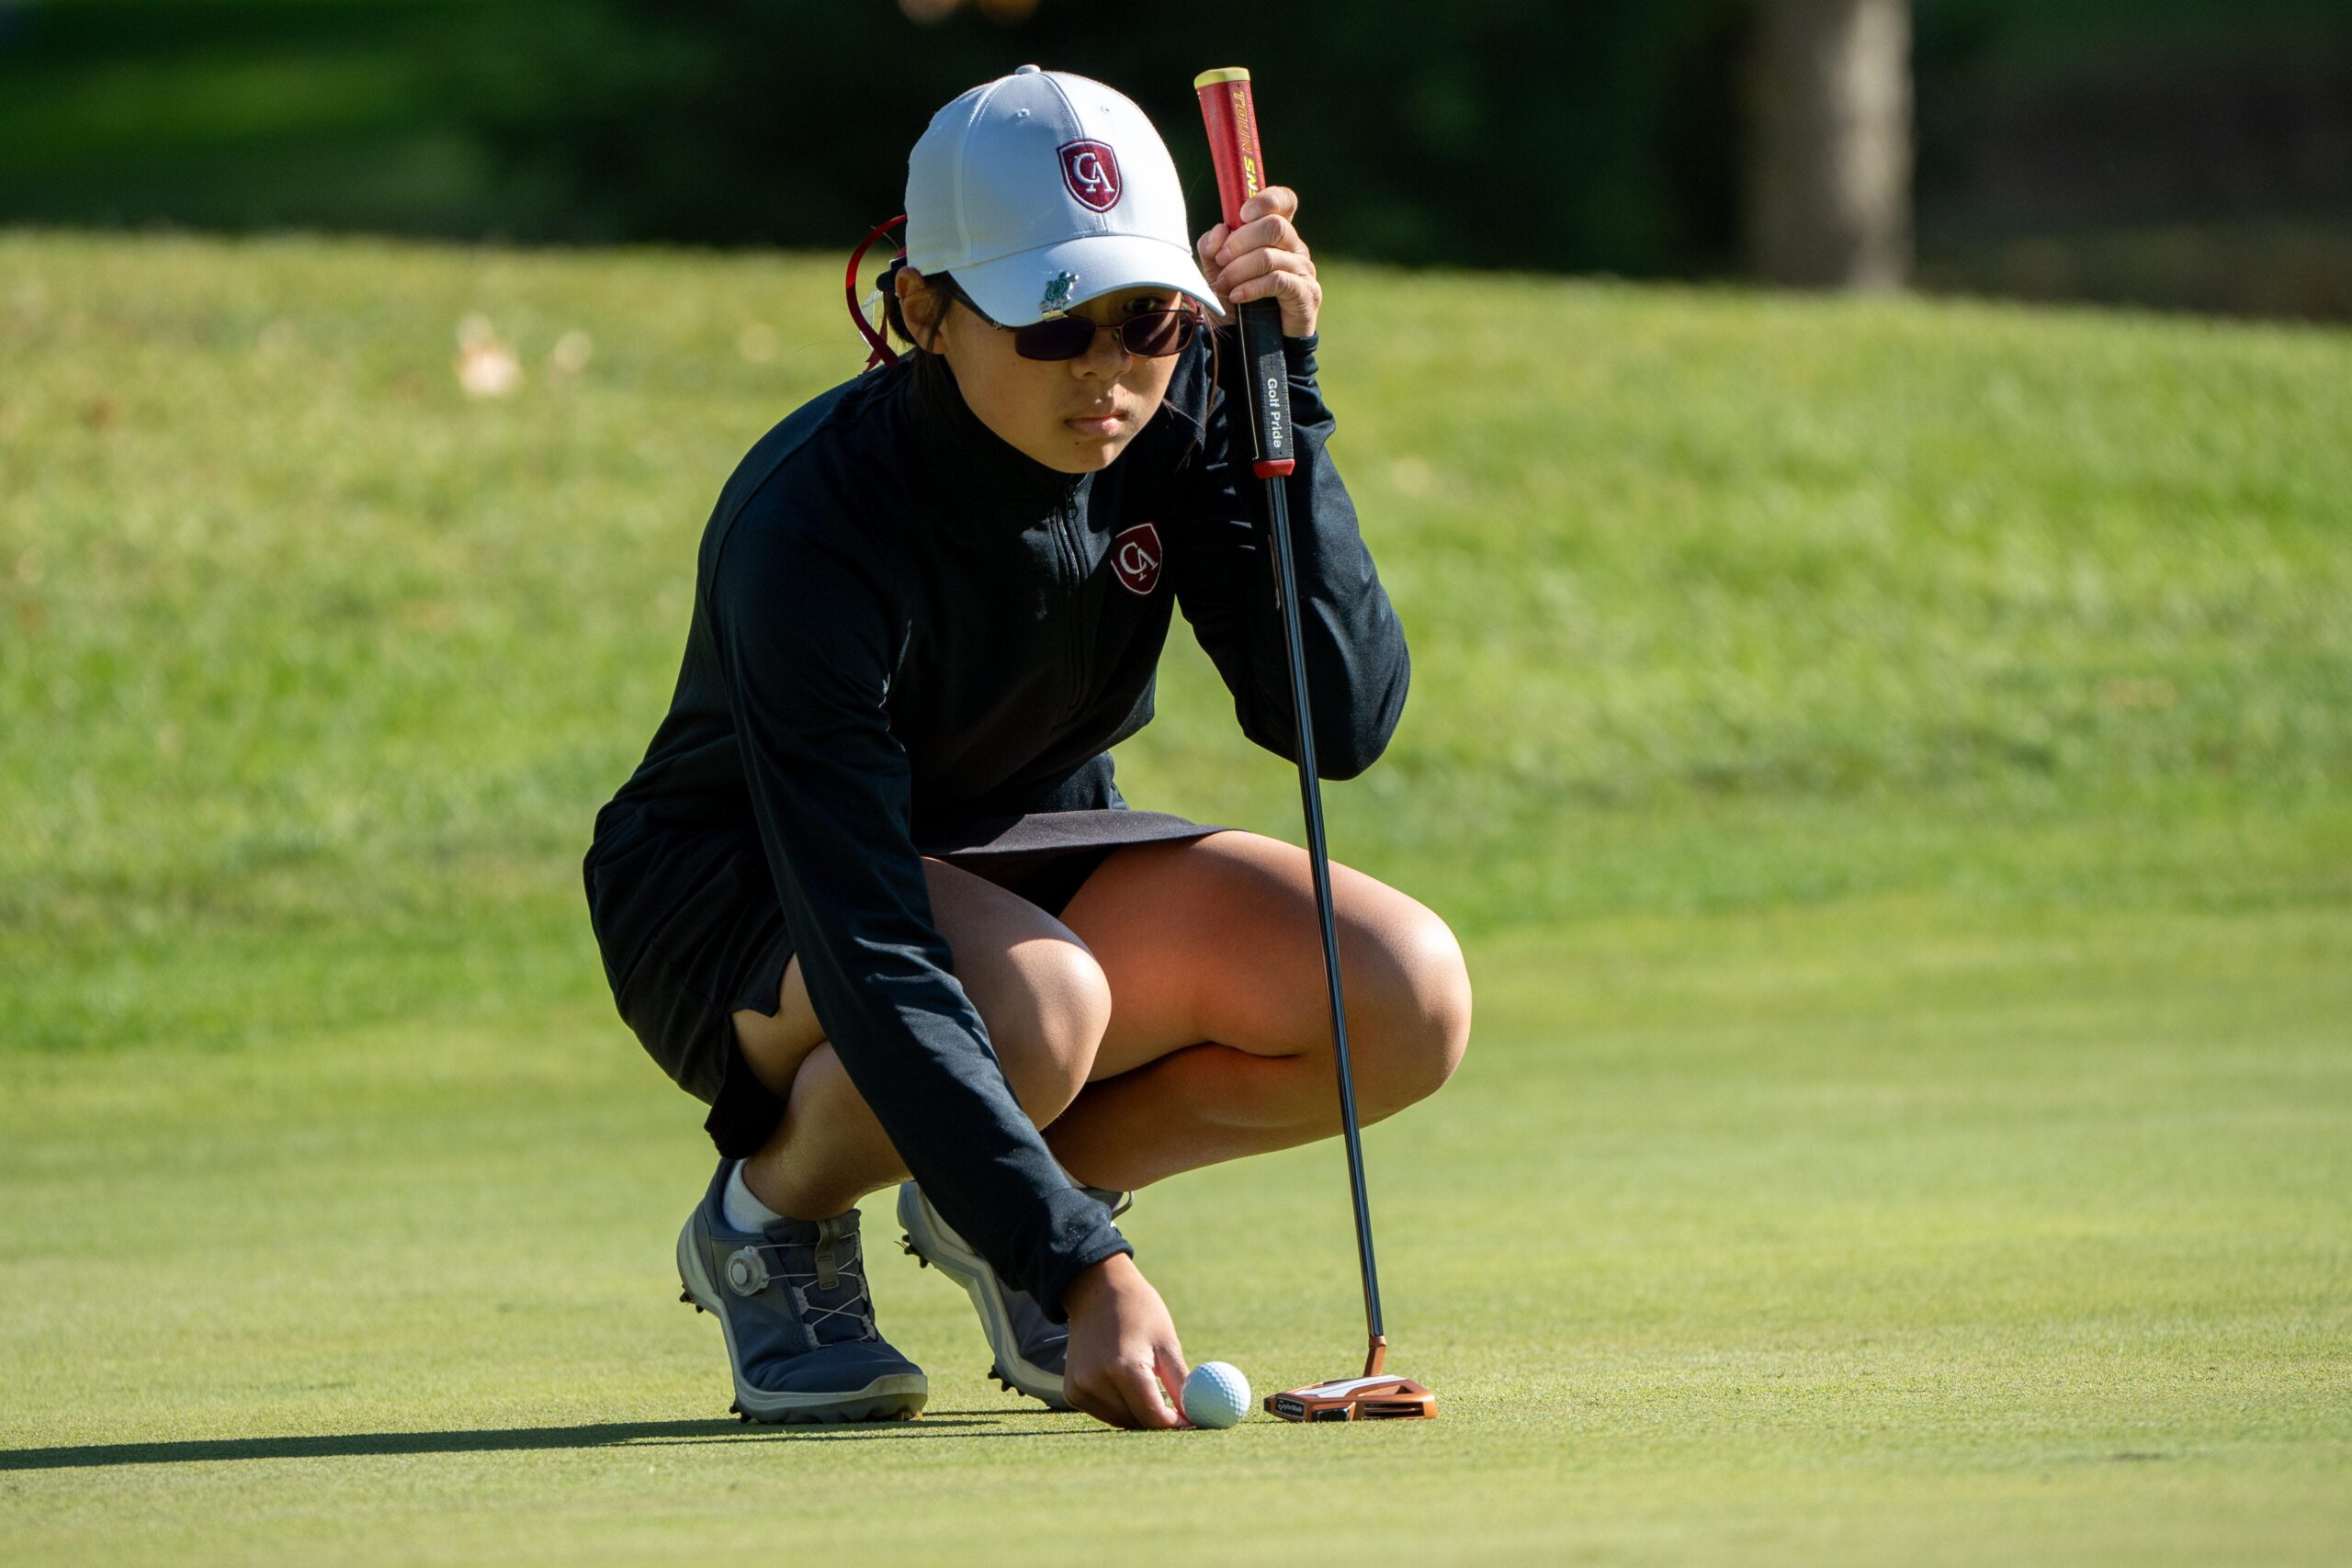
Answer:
[{"left": 1265, "top": 1372, "right": 1437, "bottom": 1422}]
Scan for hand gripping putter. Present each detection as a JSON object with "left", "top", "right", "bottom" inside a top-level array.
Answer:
[{"left": 1194, "top": 67, "right": 1435, "bottom": 1425}]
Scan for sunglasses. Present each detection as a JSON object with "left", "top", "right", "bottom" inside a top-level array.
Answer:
[{"left": 936, "top": 275, "right": 1204, "bottom": 361}]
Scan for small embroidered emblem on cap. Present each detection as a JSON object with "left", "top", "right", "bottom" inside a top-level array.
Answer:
[
  {"left": 1040, "top": 271, "right": 1079, "bottom": 315},
  {"left": 1058, "top": 139, "right": 1122, "bottom": 212}
]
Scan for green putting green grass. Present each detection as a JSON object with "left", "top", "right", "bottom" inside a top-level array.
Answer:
[{"left": 2, "top": 230, "right": 2347, "bottom": 1563}]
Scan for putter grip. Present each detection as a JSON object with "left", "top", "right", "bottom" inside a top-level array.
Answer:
[{"left": 1194, "top": 67, "right": 1296, "bottom": 480}]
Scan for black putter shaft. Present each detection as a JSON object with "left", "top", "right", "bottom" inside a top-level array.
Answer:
[
  {"left": 1260, "top": 395, "right": 1390, "bottom": 1377},
  {"left": 1194, "top": 67, "right": 1388, "bottom": 1378}
]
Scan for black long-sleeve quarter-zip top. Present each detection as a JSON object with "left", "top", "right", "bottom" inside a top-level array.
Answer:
[{"left": 585, "top": 323, "right": 1409, "bottom": 1319}]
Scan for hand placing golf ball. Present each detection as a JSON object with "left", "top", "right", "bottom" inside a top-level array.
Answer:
[{"left": 1180, "top": 1360, "right": 1251, "bottom": 1429}]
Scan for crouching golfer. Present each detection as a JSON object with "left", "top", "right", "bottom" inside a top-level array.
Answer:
[{"left": 582, "top": 65, "right": 1471, "bottom": 1430}]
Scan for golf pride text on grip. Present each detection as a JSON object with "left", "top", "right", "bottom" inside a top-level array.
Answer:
[{"left": 1193, "top": 67, "right": 1296, "bottom": 482}]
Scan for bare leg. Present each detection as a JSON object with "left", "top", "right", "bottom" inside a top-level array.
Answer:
[
  {"left": 728, "top": 856, "right": 1112, "bottom": 1220},
  {"left": 1044, "top": 830, "right": 1473, "bottom": 1193},
  {"left": 720, "top": 831, "right": 1471, "bottom": 1214}
]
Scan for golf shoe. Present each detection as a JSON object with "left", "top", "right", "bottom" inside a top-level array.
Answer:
[
  {"left": 676, "top": 1159, "right": 927, "bottom": 1423},
  {"left": 897, "top": 1179, "right": 1129, "bottom": 1409}
]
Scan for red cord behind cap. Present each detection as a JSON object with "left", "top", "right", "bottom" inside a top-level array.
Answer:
[{"left": 845, "top": 214, "right": 910, "bottom": 370}]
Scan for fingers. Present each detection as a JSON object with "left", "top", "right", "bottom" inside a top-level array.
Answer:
[
  {"left": 1213, "top": 243, "right": 1316, "bottom": 296},
  {"left": 1241, "top": 185, "right": 1300, "bottom": 223},
  {"left": 1213, "top": 211, "right": 1306, "bottom": 268},
  {"left": 1153, "top": 1338, "right": 1193, "bottom": 1426},
  {"left": 1230, "top": 269, "right": 1319, "bottom": 318},
  {"left": 1061, "top": 1365, "right": 1121, "bottom": 1427},
  {"left": 1197, "top": 188, "right": 1305, "bottom": 266},
  {"left": 1068, "top": 1357, "right": 1182, "bottom": 1429},
  {"left": 1223, "top": 264, "right": 1322, "bottom": 334},
  {"left": 1054, "top": 1252, "right": 1190, "bottom": 1431},
  {"left": 1064, "top": 1380, "right": 1122, "bottom": 1428},
  {"left": 1116, "top": 1352, "right": 1186, "bottom": 1429},
  {"left": 1196, "top": 187, "right": 1317, "bottom": 333}
]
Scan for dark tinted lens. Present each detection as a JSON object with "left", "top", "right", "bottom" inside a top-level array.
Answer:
[
  {"left": 1010, "top": 316, "right": 1099, "bottom": 360},
  {"left": 1120, "top": 310, "right": 1198, "bottom": 357},
  {"left": 1008, "top": 307, "right": 1200, "bottom": 360}
]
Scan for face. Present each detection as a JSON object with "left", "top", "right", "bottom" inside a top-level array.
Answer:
[{"left": 898, "top": 270, "right": 1187, "bottom": 475}]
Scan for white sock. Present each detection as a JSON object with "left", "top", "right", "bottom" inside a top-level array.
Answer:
[{"left": 723, "top": 1160, "right": 788, "bottom": 1233}]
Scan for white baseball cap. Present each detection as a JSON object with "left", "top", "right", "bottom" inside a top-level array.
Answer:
[{"left": 904, "top": 63, "right": 1226, "bottom": 329}]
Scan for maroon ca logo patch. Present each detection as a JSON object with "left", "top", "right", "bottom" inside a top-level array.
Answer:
[
  {"left": 1111, "top": 522, "right": 1162, "bottom": 596},
  {"left": 1058, "top": 140, "right": 1122, "bottom": 212}
]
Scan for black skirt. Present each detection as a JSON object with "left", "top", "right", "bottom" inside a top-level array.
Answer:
[{"left": 583, "top": 807, "right": 1234, "bottom": 1156}]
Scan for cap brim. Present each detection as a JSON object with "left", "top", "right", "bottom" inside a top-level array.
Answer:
[{"left": 955, "top": 233, "right": 1228, "bottom": 327}]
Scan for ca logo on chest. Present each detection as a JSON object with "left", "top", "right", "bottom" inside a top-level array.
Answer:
[{"left": 1111, "top": 522, "right": 1162, "bottom": 597}]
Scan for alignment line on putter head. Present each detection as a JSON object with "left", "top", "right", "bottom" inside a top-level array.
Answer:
[{"left": 1193, "top": 62, "right": 1434, "bottom": 1424}]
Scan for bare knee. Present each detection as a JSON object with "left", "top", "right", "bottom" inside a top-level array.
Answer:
[
  {"left": 984, "top": 939, "right": 1113, "bottom": 1124},
  {"left": 1352, "top": 910, "right": 1472, "bottom": 1120}
]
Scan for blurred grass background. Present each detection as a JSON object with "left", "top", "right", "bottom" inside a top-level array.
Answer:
[
  {"left": 4, "top": 230, "right": 2346, "bottom": 1056},
  {"left": 1, "top": 232, "right": 2347, "bottom": 1563}
]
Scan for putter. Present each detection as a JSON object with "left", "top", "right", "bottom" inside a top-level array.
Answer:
[{"left": 1195, "top": 67, "right": 1435, "bottom": 1424}]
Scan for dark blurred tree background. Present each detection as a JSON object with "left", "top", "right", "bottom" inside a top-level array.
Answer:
[
  {"left": 1, "top": 0, "right": 2346, "bottom": 318},
  {"left": 1749, "top": 0, "right": 1914, "bottom": 290}
]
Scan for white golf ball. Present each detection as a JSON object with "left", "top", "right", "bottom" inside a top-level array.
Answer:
[{"left": 1180, "top": 1360, "right": 1251, "bottom": 1428}]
